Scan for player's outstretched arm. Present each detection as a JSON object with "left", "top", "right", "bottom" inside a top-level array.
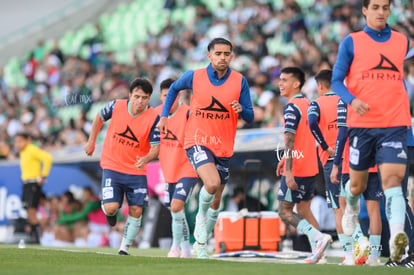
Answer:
[{"left": 84, "top": 112, "right": 103, "bottom": 156}]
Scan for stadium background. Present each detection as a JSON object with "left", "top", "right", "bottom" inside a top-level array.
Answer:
[{"left": 0, "top": 0, "right": 413, "bottom": 248}]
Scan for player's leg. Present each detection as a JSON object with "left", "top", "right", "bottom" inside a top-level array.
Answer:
[
  {"left": 205, "top": 184, "right": 224, "bottom": 239},
  {"left": 164, "top": 183, "right": 181, "bottom": 257},
  {"left": 205, "top": 157, "right": 229, "bottom": 242},
  {"left": 360, "top": 173, "right": 382, "bottom": 266},
  {"left": 337, "top": 173, "right": 356, "bottom": 265},
  {"left": 22, "top": 182, "right": 42, "bottom": 244},
  {"left": 399, "top": 146, "right": 414, "bottom": 268},
  {"left": 377, "top": 127, "right": 408, "bottom": 263},
  {"left": 117, "top": 174, "right": 147, "bottom": 255},
  {"left": 169, "top": 177, "right": 197, "bottom": 258},
  {"left": 186, "top": 146, "right": 221, "bottom": 247},
  {"left": 344, "top": 128, "right": 375, "bottom": 235},
  {"left": 324, "top": 160, "right": 355, "bottom": 264},
  {"left": 101, "top": 170, "right": 122, "bottom": 226},
  {"left": 278, "top": 176, "right": 332, "bottom": 264}
]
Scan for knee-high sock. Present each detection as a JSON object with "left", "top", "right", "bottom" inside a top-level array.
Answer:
[
  {"left": 171, "top": 210, "right": 187, "bottom": 247},
  {"left": 384, "top": 187, "right": 406, "bottom": 237},
  {"left": 297, "top": 219, "right": 323, "bottom": 251},
  {"left": 120, "top": 216, "right": 141, "bottom": 252},
  {"left": 198, "top": 187, "right": 214, "bottom": 216},
  {"left": 369, "top": 235, "right": 381, "bottom": 257},
  {"left": 345, "top": 181, "right": 359, "bottom": 208},
  {"left": 352, "top": 223, "right": 365, "bottom": 243},
  {"left": 206, "top": 208, "right": 219, "bottom": 237}
]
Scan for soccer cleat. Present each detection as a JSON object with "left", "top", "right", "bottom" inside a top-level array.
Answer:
[
  {"left": 106, "top": 214, "right": 117, "bottom": 226},
  {"left": 400, "top": 253, "right": 414, "bottom": 268},
  {"left": 118, "top": 250, "right": 129, "bottom": 256},
  {"left": 303, "top": 234, "right": 332, "bottom": 264},
  {"left": 390, "top": 231, "right": 408, "bottom": 263},
  {"left": 354, "top": 238, "right": 370, "bottom": 265},
  {"left": 194, "top": 214, "right": 208, "bottom": 244},
  {"left": 342, "top": 203, "right": 359, "bottom": 236},
  {"left": 167, "top": 247, "right": 181, "bottom": 258},
  {"left": 193, "top": 242, "right": 209, "bottom": 259},
  {"left": 385, "top": 259, "right": 400, "bottom": 267}
]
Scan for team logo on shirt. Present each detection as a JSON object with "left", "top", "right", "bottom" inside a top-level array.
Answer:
[
  {"left": 371, "top": 55, "right": 399, "bottom": 72},
  {"left": 362, "top": 54, "right": 402, "bottom": 81},
  {"left": 113, "top": 125, "right": 140, "bottom": 148},
  {"left": 163, "top": 129, "right": 178, "bottom": 141},
  {"left": 196, "top": 97, "right": 230, "bottom": 120}
]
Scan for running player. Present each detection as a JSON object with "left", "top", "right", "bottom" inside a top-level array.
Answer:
[
  {"left": 330, "top": 99, "right": 383, "bottom": 266},
  {"left": 332, "top": 0, "right": 410, "bottom": 264},
  {"left": 155, "top": 78, "right": 198, "bottom": 258},
  {"left": 84, "top": 78, "right": 160, "bottom": 255},
  {"left": 157, "top": 37, "right": 254, "bottom": 258}
]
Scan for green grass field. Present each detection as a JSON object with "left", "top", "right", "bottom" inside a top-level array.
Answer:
[{"left": 0, "top": 244, "right": 411, "bottom": 275}]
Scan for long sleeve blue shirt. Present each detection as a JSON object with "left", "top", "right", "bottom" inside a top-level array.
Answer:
[
  {"left": 161, "top": 64, "right": 254, "bottom": 123},
  {"left": 332, "top": 25, "right": 410, "bottom": 105}
]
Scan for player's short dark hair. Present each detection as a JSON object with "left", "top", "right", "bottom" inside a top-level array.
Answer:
[
  {"left": 363, "top": 0, "right": 392, "bottom": 8},
  {"left": 281, "top": 67, "right": 306, "bottom": 89},
  {"left": 207, "top": 37, "right": 233, "bottom": 52},
  {"left": 15, "top": 132, "right": 31, "bottom": 140},
  {"left": 314, "top": 69, "right": 332, "bottom": 88},
  {"left": 160, "top": 78, "right": 175, "bottom": 90},
  {"left": 129, "top": 78, "right": 153, "bottom": 95}
]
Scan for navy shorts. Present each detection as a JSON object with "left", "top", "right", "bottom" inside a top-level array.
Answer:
[
  {"left": 164, "top": 177, "right": 198, "bottom": 207},
  {"left": 348, "top": 127, "right": 408, "bottom": 171},
  {"left": 277, "top": 176, "right": 316, "bottom": 203},
  {"left": 323, "top": 160, "right": 341, "bottom": 209},
  {"left": 101, "top": 169, "right": 148, "bottom": 207},
  {"left": 340, "top": 173, "right": 383, "bottom": 201},
  {"left": 186, "top": 145, "right": 230, "bottom": 184}
]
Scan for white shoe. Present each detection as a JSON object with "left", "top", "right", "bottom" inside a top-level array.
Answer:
[
  {"left": 390, "top": 231, "right": 408, "bottom": 263},
  {"left": 193, "top": 242, "right": 209, "bottom": 259},
  {"left": 194, "top": 214, "right": 208, "bottom": 244},
  {"left": 167, "top": 246, "right": 181, "bottom": 258},
  {"left": 354, "top": 238, "right": 371, "bottom": 265},
  {"left": 304, "top": 234, "right": 332, "bottom": 264},
  {"left": 342, "top": 203, "right": 359, "bottom": 236}
]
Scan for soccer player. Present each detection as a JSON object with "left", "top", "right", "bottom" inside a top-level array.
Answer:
[
  {"left": 157, "top": 37, "right": 254, "bottom": 258},
  {"left": 14, "top": 132, "right": 53, "bottom": 244},
  {"left": 84, "top": 78, "right": 160, "bottom": 255},
  {"left": 308, "top": 69, "right": 352, "bottom": 261},
  {"left": 155, "top": 78, "right": 198, "bottom": 258},
  {"left": 276, "top": 67, "right": 332, "bottom": 264},
  {"left": 332, "top": 0, "right": 411, "bottom": 264},
  {"left": 330, "top": 99, "right": 383, "bottom": 266}
]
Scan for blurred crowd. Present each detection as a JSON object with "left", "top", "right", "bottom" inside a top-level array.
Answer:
[
  {"left": 1, "top": 0, "right": 414, "bottom": 160},
  {"left": 36, "top": 186, "right": 128, "bottom": 247}
]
